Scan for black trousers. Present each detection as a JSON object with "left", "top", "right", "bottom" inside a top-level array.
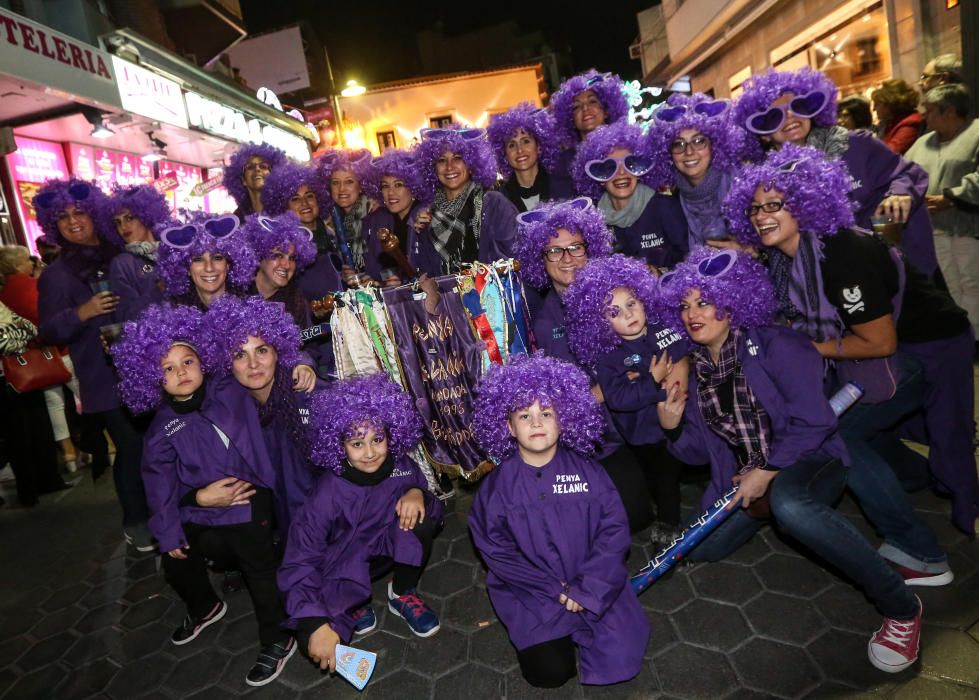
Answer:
[
  {"left": 389, "top": 510, "right": 438, "bottom": 594},
  {"left": 517, "top": 636, "right": 577, "bottom": 688},
  {"left": 599, "top": 445, "right": 654, "bottom": 533},
  {"left": 630, "top": 442, "right": 683, "bottom": 526},
  {"left": 0, "top": 382, "right": 64, "bottom": 505},
  {"left": 161, "top": 489, "right": 287, "bottom": 646}
]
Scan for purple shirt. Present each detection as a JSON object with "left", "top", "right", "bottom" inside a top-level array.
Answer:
[
  {"left": 611, "top": 194, "right": 689, "bottom": 268},
  {"left": 362, "top": 202, "right": 442, "bottom": 279},
  {"left": 468, "top": 446, "right": 649, "bottom": 685},
  {"left": 259, "top": 388, "right": 316, "bottom": 534},
  {"left": 109, "top": 251, "right": 163, "bottom": 322}
]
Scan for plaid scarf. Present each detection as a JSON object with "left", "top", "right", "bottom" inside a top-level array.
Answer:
[
  {"left": 430, "top": 181, "right": 483, "bottom": 274},
  {"left": 694, "top": 329, "right": 771, "bottom": 471}
]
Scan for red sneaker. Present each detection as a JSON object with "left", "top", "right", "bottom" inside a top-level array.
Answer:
[
  {"left": 868, "top": 596, "right": 922, "bottom": 673},
  {"left": 888, "top": 561, "right": 954, "bottom": 587}
]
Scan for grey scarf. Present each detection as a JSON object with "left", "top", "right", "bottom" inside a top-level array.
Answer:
[
  {"left": 806, "top": 125, "right": 850, "bottom": 159},
  {"left": 125, "top": 240, "right": 159, "bottom": 262},
  {"left": 598, "top": 182, "right": 656, "bottom": 229}
]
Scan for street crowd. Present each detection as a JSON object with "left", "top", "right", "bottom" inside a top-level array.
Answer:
[{"left": 0, "top": 56, "right": 976, "bottom": 689}]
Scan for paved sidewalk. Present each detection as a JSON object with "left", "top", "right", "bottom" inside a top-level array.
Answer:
[{"left": 1, "top": 465, "right": 977, "bottom": 700}]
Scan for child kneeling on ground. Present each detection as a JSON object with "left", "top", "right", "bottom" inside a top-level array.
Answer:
[
  {"left": 279, "top": 374, "right": 443, "bottom": 674},
  {"left": 469, "top": 353, "right": 650, "bottom": 688}
]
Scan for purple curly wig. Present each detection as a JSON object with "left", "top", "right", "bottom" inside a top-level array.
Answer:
[
  {"left": 306, "top": 373, "right": 422, "bottom": 474},
  {"left": 33, "top": 178, "right": 113, "bottom": 247},
  {"left": 550, "top": 69, "right": 630, "bottom": 145},
  {"left": 645, "top": 93, "right": 756, "bottom": 188},
  {"left": 474, "top": 352, "right": 604, "bottom": 461},
  {"left": 416, "top": 125, "right": 499, "bottom": 195},
  {"left": 157, "top": 215, "right": 259, "bottom": 297},
  {"left": 197, "top": 293, "right": 303, "bottom": 378},
  {"left": 722, "top": 144, "right": 855, "bottom": 246},
  {"left": 222, "top": 144, "right": 289, "bottom": 207},
  {"left": 362, "top": 148, "right": 432, "bottom": 203},
  {"left": 315, "top": 148, "right": 374, "bottom": 194},
  {"left": 100, "top": 184, "right": 174, "bottom": 247},
  {"left": 486, "top": 103, "right": 561, "bottom": 180},
  {"left": 563, "top": 254, "right": 662, "bottom": 368},
  {"left": 658, "top": 247, "right": 776, "bottom": 337},
  {"left": 112, "top": 303, "right": 206, "bottom": 413},
  {"left": 515, "top": 198, "right": 614, "bottom": 290},
  {"left": 243, "top": 212, "right": 317, "bottom": 271},
  {"left": 733, "top": 67, "right": 839, "bottom": 134},
  {"left": 259, "top": 161, "right": 332, "bottom": 217},
  {"left": 571, "top": 121, "right": 656, "bottom": 200}
]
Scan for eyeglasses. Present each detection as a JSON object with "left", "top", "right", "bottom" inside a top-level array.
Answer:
[
  {"left": 542, "top": 242, "right": 588, "bottom": 262},
  {"left": 243, "top": 161, "right": 271, "bottom": 173},
  {"left": 746, "top": 200, "right": 786, "bottom": 217},
  {"left": 420, "top": 127, "right": 485, "bottom": 141},
  {"left": 669, "top": 135, "right": 710, "bottom": 154},
  {"left": 654, "top": 99, "right": 729, "bottom": 123},
  {"left": 584, "top": 153, "right": 654, "bottom": 181},
  {"left": 745, "top": 89, "right": 832, "bottom": 135}
]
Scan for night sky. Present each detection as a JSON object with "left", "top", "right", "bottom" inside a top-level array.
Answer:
[{"left": 240, "top": 1, "right": 654, "bottom": 88}]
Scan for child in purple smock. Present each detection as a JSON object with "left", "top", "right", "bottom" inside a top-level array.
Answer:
[
  {"left": 112, "top": 303, "right": 296, "bottom": 687},
  {"left": 278, "top": 374, "right": 443, "bottom": 676},
  {"left": 564, "top": 255, "right": 690, "bottom": 548},
  {"left": 469, "top": 354, "right": 650, "bottom": 688}
]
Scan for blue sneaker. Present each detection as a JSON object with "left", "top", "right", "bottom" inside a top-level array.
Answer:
[
  {"left": 351, "top": 605, "right": 377, "bottom": 635},
  {"left": 387, "top": 582, "right": 440, "bottom": 638}
]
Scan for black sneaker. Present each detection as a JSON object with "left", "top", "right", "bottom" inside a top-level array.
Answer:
[
  {"left": 245, "top": 637, "right": 297, "bottom": 687},
  {"left": 170, "top": 600, "right": 227, "bottom": 645}
]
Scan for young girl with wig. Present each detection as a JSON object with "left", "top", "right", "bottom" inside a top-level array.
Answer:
[
  {"left": 112, "top": 302, "right": 295, "bottom": 687},
  {"left": 469, "top": 353, "right": 649, "bottom": 688},
  {"left": 279, "top": 374, "right": 443, "bottom": 674},
  {"left": 657, "top": 247, "right": 924, "bottom": 673}
]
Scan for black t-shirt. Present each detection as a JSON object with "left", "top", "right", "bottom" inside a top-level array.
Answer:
[{"left": 819, "top": 229, "right": 969, "bottom": 342}]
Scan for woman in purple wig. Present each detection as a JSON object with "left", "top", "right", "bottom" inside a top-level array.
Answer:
[
  {"left": 646, "top": 93, "right": 754, "bottom": 248},
  {"left": 243, "top": 212, "right": 317, "bottom": 327},
  {"left": 733, "top": 67, "right": 938, "bottom": 277},
  {"left": 550, "top": 69, "right": 630, "bottom": 178},
  {"left": 469, "top": 353, "right": 649, "bottom": 688},
  {"left": 724, "top": 145, "right": 976, "bottom": 541},
  {"left": 487, "top": 103, "right": 573, "bottom": 212},
  {"left": 574, "top": 121, "right": 688, "bottom": 271},
  {"left": 105, "top": 184, "right": 174, "bottom": 321},
  {"left": 412, "top": 126, "right": 518, "bottom": 274},
  {"left": 316, "top": 149, "right": 375, "bottom": 280},
  {"left": 279, "top": 374, "right": 444, "bottom": 674},
  {"left": 34, "top": 178, "right": 153, "bottom": 550},
  {"left": 222, "top": 144, "right": 288, "bottom": 220},
  {"left": 658, "top": 247, "right": 925, "bottom": 674}
]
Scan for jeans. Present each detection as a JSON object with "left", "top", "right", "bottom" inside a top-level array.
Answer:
[
  {"left": 690, "top": 455, "right": 918, "bottom": 620},
  {"left": 100, "top": 407, "right": 149, "bottom": 527}
]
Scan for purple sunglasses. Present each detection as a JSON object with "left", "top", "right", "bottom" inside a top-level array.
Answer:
[
  {"left": 34, "top": 182, "right": 93, "bottom": 210},
  {"left": 697, "top": 249, "right": 738, "bottom": 277},
  {"left": 160, "top": 215, "right": 239, "bottom": 249},
  {"left": 585, "top": 153, "right": 654, "bottom": 182},
  {"left": 515, "top": 196, "right": 592, "bottom": 226},
  {"left": 420, "top": 127, "right": 486, "bottom": 141},
  {"left": 654, "top": 99, "right": 730, "bottom": 123},
  {"left": 745, "top": 89, "right": 832, "bottom": 135},
  {"left": 585, "top": 72, "right": 613, "bottom": 87},
  {"left": 257, "top": 215, "right": 315, "bottom": 242}
]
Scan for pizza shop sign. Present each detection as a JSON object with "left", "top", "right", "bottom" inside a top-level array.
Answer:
[{"left": 184, "top": 91, "right": 310, "bottom": 162}]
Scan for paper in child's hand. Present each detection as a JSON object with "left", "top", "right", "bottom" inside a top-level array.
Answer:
[{"left": 334, "top": 644, "right": 377, "bottom": 691}]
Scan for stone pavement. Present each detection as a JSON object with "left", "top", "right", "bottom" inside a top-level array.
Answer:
[{"left": 1, "top": 466, "right": 978, "bottom": 700}]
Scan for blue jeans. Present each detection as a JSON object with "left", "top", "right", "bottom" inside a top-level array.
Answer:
[
  {"left": 101, "top": 408, "right": 149, "bottom": 527},
  {"left": 690, "top": 455, "right": 918, "bottom": 620}
]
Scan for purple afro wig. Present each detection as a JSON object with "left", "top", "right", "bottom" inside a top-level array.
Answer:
[
  {"left": 733, "top": 67, "right": 839, "bottom": 134},
  {"left": 658, "top": 247, "right": 776, "bottom": 337},
  {"left": 259, "top": 161, "right": 332, "bottom": 217},
  {"left": 563, "top": 254, "right": 662, "bottom": 368},
  {"left": 100, "top": 184, "right": 174, "bottom": 247},
  {"left": 486, "top": 103, "right": 561, "bottom": 180},
  {"left": 362, "top": 148, "right": 432, "bottom": 203},
  {"left": 550, "top": 69, "right": 630, "bottom": 145},
  {"left": 243, "top": 212, "right": 317, "bottom": 271},
  {"left": 723, "top": 144, "right": 855, "bottom": 246},
  {"left": 645, "top": 93, "right": 757, "bottom": 188},
  {"left": 416, "top": 125, "right": 499, "bottom": 195},
  {"left": 306, "top": 373, "right": 422, "bottom": 474},
  {"left": 157, "top": 215, "right": 259, "bottom": 297},
  {"left": 32, "top": 178, "right": 113, "bottom": 247},
  {"left": 112, "top": 303, "right": 206, "bottom": 413},
  {"left": 474, "top": 352, "right": 604, "bottom": 461},
  {"left": 571, "top": 121, "right": 656, "bottom": 200},
  {"left": 222, "top": 144, "right": 289, "bottom": 207},
  {"left": 197, "top": 294, "right": 303, "bottom": 377},
  {"left": 315, "top": 148, "right": 374, "bottom": 196},
  {"left": 515, "top": 197, "right": 614, "bottom": 290}
]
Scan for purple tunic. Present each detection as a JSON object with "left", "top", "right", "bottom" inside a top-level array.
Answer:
[
  {"left": 468, "top": 447, "right": 649, "bottom": 685},
  {"left": 142, "top": 376, "right": 278, "bottom": 552},
  {"left": 109, "top": 251, "right": 163, "bottom": 322},
  {"left": 260, "top": 388, "right": 316, "bottom": 533},
  {"left": 611, "top": 195, "right": 689, "bottom": 268},
  {"left": 362, "top": 203, "right": 442, "bottom": 279},
  {"left": 278, "top": 456, "right": 444, "bottom": 641},
  {"left": 668, "top": 326, "right": 849, "bottom": 509}
]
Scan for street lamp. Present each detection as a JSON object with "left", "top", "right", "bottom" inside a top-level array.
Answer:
[{"left": 340, "top": 79, "right": 366, "bottom": 97}]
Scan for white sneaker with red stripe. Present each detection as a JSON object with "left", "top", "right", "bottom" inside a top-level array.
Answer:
[{"left": 867, "top": 596, "right": 922, "bottom": 673}]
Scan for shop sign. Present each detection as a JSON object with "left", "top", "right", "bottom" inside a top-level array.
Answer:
[
  {"left": 67, "top": 143, "right": 154, "bottom": 189},
  {"left": 112, "top": 57, "right": 188, "bottom": 129},
  {"left": 0, "top": 8, "right": 120, "bottom": 109},
  {"left": 153, "top": 172, "right": 180, "bottom": 192},
  {"left": 190, "top": 174, "right": 223, "bottom": 197},
  {"left": 8, "top": 136, "right": 70, "bottom": 251},
  {"left": 183, "top": 91, "right": 310, "bottom": 162}
]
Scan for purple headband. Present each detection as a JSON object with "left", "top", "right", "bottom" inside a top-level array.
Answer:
[
  {"left": 550, "top": 69, "right": 630, "bottom": 145},
  {"left": 723, "top": 144, "right": 855, "bottom": 246},
  {"left": 100, "top": 184, "right": 174, "bottom": 247},
  {"left": 415, "top": 123, "right": 499, "bottom": 194},
  {"left": 306, "top": 373, "right": 422, "bottom": 474},
  {"left": 259, "top": 161, "right": 332, "bottom": 218},
  {"left": 112, "top": 303, "right": 206, "bottom": 413},
  {"left": 32, "top": 178, "right": 114, "bottom": 246},
  {"left": 222, "top": 144, "right": 289, "bottom": 206},
  {"left": 243, "top": 212, "right": 317, "bottom": 271},
  {"left": 563, "top": 254, "right": 662, "bottom": 368},
  {"left": 571, "top": 121, "right": 656, "bottom": 200},
  {"left": 362, "top": 148, "right": 432, "bottom": 203},
  {"left": 514, "top": 197, "right": 614, "bottom": 290},
  {"left": 157, "top": 214, "right": 258, "bottom": 296},
  {"left": 474, "top": 352, "right": 604, "bottom": 461},
  {"left": 734, "top": 68, "right": 839, "bottom": 136},
  {"left": 486, "top": 103, "right": 561, "bottom": 180}
]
